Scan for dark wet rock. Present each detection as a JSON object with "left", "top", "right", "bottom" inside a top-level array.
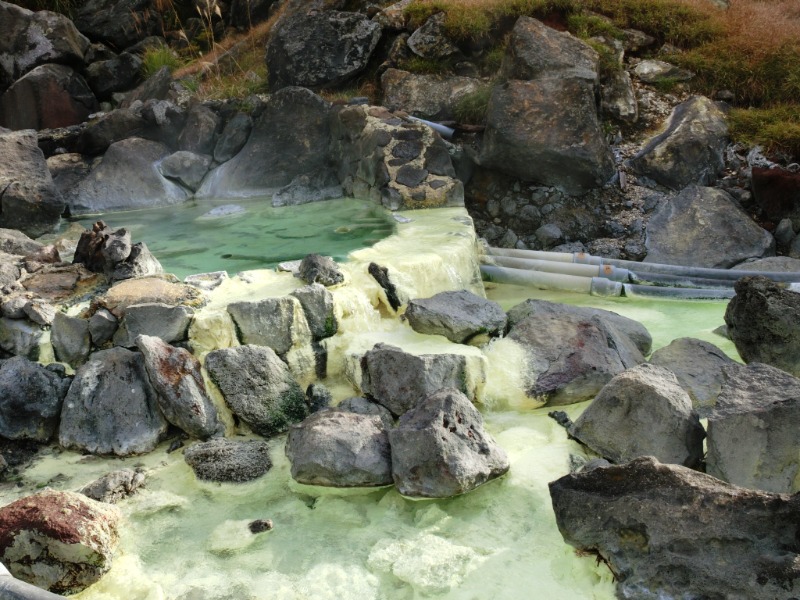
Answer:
[
  {"left": 395, "top": 164, "right": 428, "bottom": 187},
  {"left": 113, "top": 303, "right": 194, "bottom": 347},
  {"left": 0, "top": 356, "right": 70, "bottom": 442},
  {"left": 406, "top": 13, "right": 458, "bottom": 59},
  {"left": 74, "top": 0, "right": 162, "bottom": 50},
  {"left": 381, "top": 68, "right": 483, "bottom": 121},
  {"left": 79, "top": 107, "right": 148, "bottom": 155},
  {"left": 205, "top": 344, "right": 308, "bottom": 437},
  {"left": 120, "top": 65, "right": 172, "bottom": 109},
  {"left": 337, "top": 396, "right": 394, "bottom": 429},
  {"left": 306, "top": 383, "right": 332, "bottom": 413},
  {"left": 549, "top": 456, "right": 800, "bottom": 600},
  {"left": 178, "top": 103, "right": 220, "bottom": 155},
  {"left": 88, "top": 308, "right": 117, "bottom": 347},
  {"left": 72, "top": 221, "right": 131, "bottom": 273},
  {"left": 52, "top": 312, "right": 91, "bottom": 367},
  {"left": 136, "top": 335, "right": 222, "bottom": 439},
  {"left": 569, "top": 363, "right": 705, "bottom": 467},
  {"left": 508, "top": 308, "right": 645, "bottom": 406},
  {"left": 266, "top": 11, "right": 381, "bottom": 91},
  {"left": 248, "top": 519, "right": 273, "bottom": 533},
  {"left": 633, "top": 59, "right": 694, "bottom": 83},
  {"left": 369, "top": 262, "right": 405, "bottom": 311},
  {"left": 291, "top": 283, "right": 337, "bottom": 339},
  {"left": 501, "top": 17, "right": 599, "bottom": 83},
  {"left": 404, "top": 290, "right": 506, "bottom": 345},
  {"left": 286, "top": 409, "right": 392, "bottom": 487},
  {"left": 389, "top": 388, "right": 509, "bottom": 498},
  {"left": 628, "top": 96, "right": 727, "bottom": 190},
  {"left": 59, "top": 347, "right": 169, "bottom": 456},
  {"left": 159, "top": 151, "right": 212, "bottom": 192},
  {"left": 751, "top": 166, "right": 800, "bottom": 231},
  {"left": 0, "top": 64, "right": 97, "bottom": 131},
  {"left": 0, "top": 489, "right": 120, "bottom": 594},
  {"left": 480, "top": 77, "right": 614, "bottom": 195},
  {"left": 85, "top": 52, "right": 142, "bottom": 99},
  {"left": 360, "top": 343, "right": 470, "bottom": 416},
  {"left": 213, "top": 112, "right": 252, "bottom": 162},
  {"left": 0, "top": 130, "right": 65, "bottom": 238},
  {"left": 184, "top": 438, "right": 272, "bottom": 483},
  {"left": 706, "top": 362, "right": 800, "bottom": 493},
  {"left": 298, "top": 254, "right": 344, "bottom": 287},
  {"left": 644, "top": 186, "right": 774, "bottom": 268},
  {"left": 229, "top": 0, "right": 273, "bottom": 29},
  {"left": 227, "top": 296, "right": 311, "bottom": 356},
  {"left": 649, "top": 337, "right": 737, "bottom": 417},
  {"left": 78, "top": 468, "right": 146, "bottom": 503},
  {"left": 725, "top": 276, "right": 800, "bottom": 375}
]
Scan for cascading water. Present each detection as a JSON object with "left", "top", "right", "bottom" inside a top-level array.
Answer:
[{"left": 1, "top": 206, "right": 737, "bottom": 600}]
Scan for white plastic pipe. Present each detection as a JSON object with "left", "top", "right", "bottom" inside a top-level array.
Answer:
[
  {"left": 481, "top": 265, "right": 622, "bottom": 296},
  {"left": 406, "top": 116, "right": 455, "bottom": 139},
  {"left": 486, "top": 255, "right": 630, "bottom": 282}
]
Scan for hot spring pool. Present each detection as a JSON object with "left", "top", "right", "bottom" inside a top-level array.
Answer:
[{"left": 72, "top": 198, "right": 396, "bottom": 279}]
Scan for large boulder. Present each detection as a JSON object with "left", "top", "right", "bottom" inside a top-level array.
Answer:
[
  {"left": 751, "top": 166, "right": 800, "bottom": 231},
  {"left": 644, "top": 186, "right": 774, "bottom": 268},
  {"left": 550, "top": 456, "right": 800, "bottom": 600},
  {"left": 0, "top": 64, "right": 97, "bottom": 130},
  {"left": 58, "top": 347, "right": 169, "bottom": 455},
  {"left": 0, "top": 489, "right": 120, "bottom": 594},
  {"left": 569, "top": 363, "right": 705, "bottom": 467},
  {"left": 197, "top": 87, "right": 334, "bottom": 197},
  {"left": 0, "top": 130, "right": 65, "bottom": 237},
  {"left": 178, "top": 104, "right": 220, "bottom": 155},
  {"left": 649, "top": 337, "right": 737, "bottom": 416},
  {"left": 184, "top": 438, "right": 272, "bottom": 483},
  {"left": 628, "top": 96, "right": 727, "bottom": 190},
  {"left": 112, "top": 302, "right": 193, "bottom": 347},
  {"left": 227, "top": 296, "right": 312, "bottom": 356},
  {"left": 213, "top": 112, "right": 252, "bottom": 163},
  {"left": 389, "top": 388, "right": 509, "bottom": 497},
  {"left": 266, "top": 11, "right": 381, "bottom": 91},
  {"left": 404, "top": 289, "right": 507, "bottom": 345},
  {"left": 706, "top": 362, "right": 800, "bottom": 493},
  {"left": 381, "top": 68, "right": 484, "bottom": 121},
  {"left": 0, "top": 1, "right": 90, "bottom": 93},
  {"left": 74, "top": 0, "right": 162, "bottom": 50},
  {"left": 290, "top": 283, "right": 337, "bottom": 340},
  {"left": 725, "top": 276, "right": 800, "bottom": 376},
  {"left": 406, "top": 12, "right": 458, "bottom": 59},
  {"left": 359, "top": 343, "right": 474, "bottom": 416},
  {"left": 68, "top": 137, "right": 189, "bottom": 215},
  {"left": 204, "top": 344, "right": 308, "bottom": 437},
  {"left": 285, "top": 409, "right": 392, "bottom": 487},
  {"left": 0, "top": 357, "right": 70, "bottom": 442},
  {"left": 159, "top": 151, "right": 212, "bottom": 192},
  {"left": 135, "top": 334, "right": 222, "bottom": 440},
  {"left": 85, "top": 52, "right": 143, "bottom": 100},
  {"left": 479, "top": 77, "right": 615, "bottom": 195}
]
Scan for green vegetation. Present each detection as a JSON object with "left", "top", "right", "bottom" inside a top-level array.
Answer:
[
  {"left": 454, "top": 83, "right": 494, "bottom": 124},
  {"left": 729, "top": 105, "right": 800, "bottom": 160},
  {"left": 141, "top": 45, "right": 184, "bottom": 78}
]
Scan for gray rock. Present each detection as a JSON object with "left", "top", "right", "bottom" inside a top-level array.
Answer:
[
  {"left": 395, "top": 165, "right": 428, "bottom": 187},
  {"left": 389, "top": 388, "right": 509, "bottom": 498},
  {"left": 136, "top": 334, "right": 221, "bottom": 440},
  {"left": 79, "top": 106, "right": 149, "bottom": 155},
  {"left": 501, "top": 17, "right": 599, "bottom": 83},
  {"left": 305, "top": 383, "right": 332, "bottom": 413},
  {"left": 78, "top": 468, "right": 146, "bottom": 503},
  {"left": 285, "top": 409, "right": 392, "bottom": 487},
  {"left": 360, "top": 343, "right": 470, "bottom": 416},
  {"left": 0, "top": 317, "right": 43, "bottom": 360},
  {"left": 549, "top": 456, "right": 800, "bottom": 600},
  {"left": 197, "top": 88, "right": 333, "bottom": 197},
  {"left": 644, "top": 186, "right": 774, "bottom": 268},
  {"left": 51, "top": 312, "right": 91, "bottom": 367},
  {"left": 406, "top": 13, "right": 458, "bottom": 59},
  {"left": 69, "top": 137, "right": 189, "bottom": 215},
  {"left": 85, "top": 52, "right": 142, "bottom": 99},
  {"left": 0, "top": 228, "right": 42, "bottom": 256},
  {"left": 213, "top": 112, "right": 252, "bottom": 163},
  {"left": 178, "top": 104, "right": 219, "bottom": 155},
  {"left": 633, "top": 59, "right": 694, "bottom": 83},
  {"left": 725, "top": 276, "right": 800, "bottom": 376},
  {"left": 404, "top": 289, "right": 506, "bottom": 345},
  {"left": 0, "top": 130, "right": 64, "bottom": 238},
  {"left": 74, "top": 0, "right": 161, "bottom": 50},
  {"left": 113, "top": 303, "right": 193, "bottom": 348},
  {"left": 773, "top": 218, "right": 795, "bottom": 247},
  {"left": 59, "top": 347, "right": 169, "bottom": 456},
  {"left": 120, "top": 66, "right": 172, "bottom": 109},
  {"left": 227, "top": 296, "right": 311, "bottom": 356},
  {"left": 0, "top": 356, "right": 70, "bottom": 442},
  {"left": 480, "top": 77, "right": 614, "bottom": 195},
  {"left": 381, "top": 68, "right": 483, "bottom": 121},
  {"left": 0, "top": 64, "right": 97, "bottom": 130},
  {"left": 628, "top": 96, "right": 727, "bottom": 190},
  {"left": 111, "top": 242, "right": 163, "bottom": 281},
  {"left": 337, "top": 396, "right": 394, "bottom": 429},
  {"left": 0, "top": 294, "right": 27, "bottom": 319},
  {"left": 266, "top": 11, "right": 382, "bottom": 90},
  {"left": 290, "top": 283, "right": 337, "bottom": 339},
  {"left": 184, "top": 438, "right": 272, "bottom": 483},
  {"left": 507, "top": 299, "right": 652, "bottom": 357},
  {"left": 204, "top": 344, "right": 308, "bottom": 437},
  {"left": 101, "top": 228, "right": 132, "bottom": 265},
  {"left": 649, "top": 337, "right": 737, "bottom": 417},
  {"left": 159, "top": 151, "right": 212, "bottom": 192},
  {"left": 88, "top": 308, "right": 117, "bottom": 347},
  {"left": 47, "top": 153, "right": 93, "bottom": 204},
  {"left": 271, "top": 172, "right": 343, "bottom": 207},
  {"left": 601, "top": 70, "right": 638, "bottom": 123},
  {"left": 733, "top": 256, "right": 800, "bottom": 272},
  {"left": 298, "top": 254, "right": 344, "bottom": 287},
  {"left": 569, "top": 363, "right": 704, "bottom": 467},
  {"left": 23, "top": 299, "right": 55, "bottom": 326},
  {"left": 707, "top": 362, "right": 800, "bottom": 493}
]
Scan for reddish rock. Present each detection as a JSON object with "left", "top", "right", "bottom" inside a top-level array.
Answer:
[
  {"left": 752, "top": 166, "right": 800, "bottom": 229},
  {"left": 0, "top": 489, "right": 120, "bottom": 594}
]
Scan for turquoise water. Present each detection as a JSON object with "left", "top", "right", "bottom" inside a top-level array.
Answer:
[{"left": 73, "top": 198, "right": 395, "bottom": 279}]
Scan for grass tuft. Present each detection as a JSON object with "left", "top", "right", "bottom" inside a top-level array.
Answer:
[
  {"left": 141, "top": 45, "right": 184, "bottom": 78},
  {"left": 728, "top": 105, "right": 800, "bottom": 160},
  {"left": 454, "top": 82, "right": 494, "bottom": 123}
]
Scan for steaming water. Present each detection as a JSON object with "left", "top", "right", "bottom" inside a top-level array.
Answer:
[
  {"left": 73, "top": 198, "right": 395, "bottom": 279},
  {"left": 3, "top": 207, "right": 739, "bottom": 600}
]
